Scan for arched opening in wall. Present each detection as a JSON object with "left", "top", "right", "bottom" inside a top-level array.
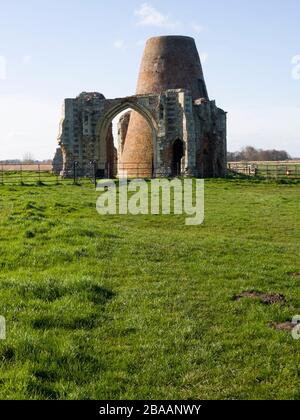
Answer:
[
  {"left": 119, "top": 108, "right": 155, "bottom": 178},
  {"left": 97, "top": 103, "right": 156, "bottom": 179},
  {"left": 171, "top": 139, "right": 184, "bottom": 177},
  {"left": 99, "top": 125, "right": 117, "bottom": 179},
  {"left": 112, "top": 108, "right": 132, "bottom": 176}
]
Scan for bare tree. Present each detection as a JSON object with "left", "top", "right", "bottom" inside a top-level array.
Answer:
[
  {"left": 23, "top": 153, "right": 35, "bottom": 164},
  {"left": 228, "top": 147, "right": 291, "bottom": 162}
]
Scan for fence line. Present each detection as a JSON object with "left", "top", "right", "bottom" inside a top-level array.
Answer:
[
  {"left": 228, "top": 162, "right": 300, "bottom": 179},
  {"left": 0, "top": 163, "right": 92, "bottom": 186},
  {"left": 0, "top": 161, "right": 183, "bottom": 185},
  {"left": 0, "top": 161, "right": 300, "bottom": 186},
  {"left": 0, "top": 162, "right": 155, "bottom": 186}
]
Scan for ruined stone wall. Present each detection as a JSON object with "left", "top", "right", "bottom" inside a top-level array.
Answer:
[
  {"left": 194, "top": 100, "right": 227, "bottom": 178},
  {"left": 56, "top": 36, "right": 227, "bottom": 179},
  {"left": 58, "top": 92, "right": 115, "bottom": 177},
  {"left": 57, "top": 89, "right": 227, "bottom": 179}
]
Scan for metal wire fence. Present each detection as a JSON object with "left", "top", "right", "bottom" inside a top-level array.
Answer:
[
  {"left": 0, "top": 162, "right": 181, "bottom": 185},
  {"left": 228, "top": 162, "right": 300, "bottom": 179},
  {"left": 0, "top": 163, "right": 92, "bottom": 186},
  {"left": 1, "top": 161, "right": 299, "bottom": 186},
  {"left": 0, "top": 162, "right": 156, "bottom": 186}
]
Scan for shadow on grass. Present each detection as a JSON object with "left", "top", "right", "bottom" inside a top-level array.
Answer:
[
  {"left": 26, "top": 378, "right": 60, "bottom": 400},
  {"left": 2, "top": 278, "right": 115, "bottom": 305},
  {"left": 31, "top": 315, "right": 99, "bottom": 330}
]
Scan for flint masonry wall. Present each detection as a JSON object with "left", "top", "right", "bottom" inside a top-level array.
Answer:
[{"left": 57, "top": 92, "right": 116, "bottom": 177}]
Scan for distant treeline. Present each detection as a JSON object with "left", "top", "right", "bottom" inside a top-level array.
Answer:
[{"left": 228, "top": 147, "right": 292, "bottom": 162}]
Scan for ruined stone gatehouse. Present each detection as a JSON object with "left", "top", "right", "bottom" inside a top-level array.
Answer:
[{"left": 55, "top": 36, "right": 227, "bottom": 178}]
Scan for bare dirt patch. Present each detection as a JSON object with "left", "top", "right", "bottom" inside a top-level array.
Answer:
[
  {"left": 288, "top": 272, "right": 300, "bottom": 278},
  {"left": 269, "top": 322, "right": 294, "bottom": 331},
  {"left": 234, "top": 291, "right": 285, "bottom": 305}
]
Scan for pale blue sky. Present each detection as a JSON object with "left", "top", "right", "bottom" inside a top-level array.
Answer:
[{"left": 0, "top": 0, "right": 300, "bottom": 159}]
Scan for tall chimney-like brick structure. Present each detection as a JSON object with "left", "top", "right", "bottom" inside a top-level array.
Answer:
[
  {"left": 120, "top": 36, "right": 209, "bottom": 177},
  {"left": 136, "top": 36, "right": 208, "bottom": 98}
]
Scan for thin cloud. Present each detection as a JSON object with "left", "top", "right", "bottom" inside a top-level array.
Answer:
[{"left": 134, "top": 3, "right": 180, "bottom": 29}]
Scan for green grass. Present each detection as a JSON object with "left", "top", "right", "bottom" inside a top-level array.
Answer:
[{"left": 0, "top": 179, "right": 299, "bottom": 400}]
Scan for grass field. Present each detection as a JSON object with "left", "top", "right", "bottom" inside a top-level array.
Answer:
[{"left": 0, "top": 178, "right": 299, "bottom": 400}]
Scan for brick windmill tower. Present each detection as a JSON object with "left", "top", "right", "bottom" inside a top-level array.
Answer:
[{"left": 120, "top": 36, "right": 223, "bottom": 177}]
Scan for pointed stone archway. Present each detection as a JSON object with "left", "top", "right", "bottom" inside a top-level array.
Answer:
[{"left": 95, "top": 98, "right": 159, "bottom": 178}]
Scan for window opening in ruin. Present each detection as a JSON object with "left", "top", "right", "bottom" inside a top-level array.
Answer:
[{"left": 172, "top": 139, "right": 184, "bottom": 177}]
